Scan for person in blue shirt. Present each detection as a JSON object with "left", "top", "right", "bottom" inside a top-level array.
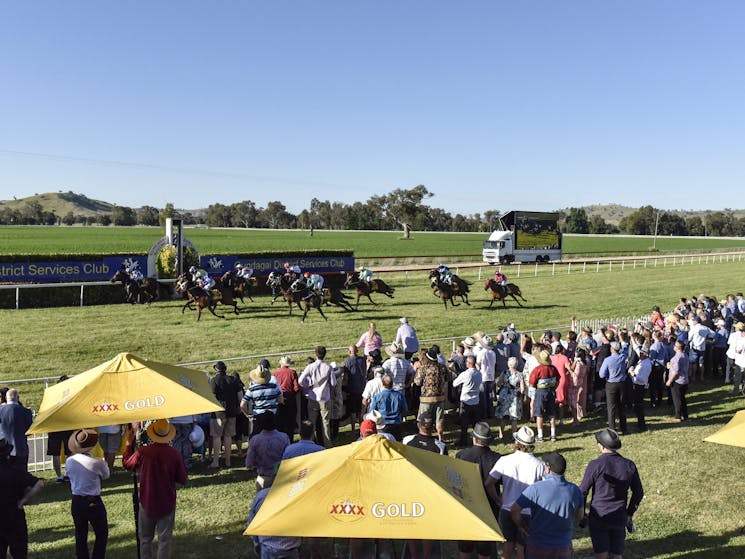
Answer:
[
  {"left": 512, "top": 451, "right": 583, "bottom": 557},
  {"left": 599, "top": 342, "right": 628, "bottom": 434}
]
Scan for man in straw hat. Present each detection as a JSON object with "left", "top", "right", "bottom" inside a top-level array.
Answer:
[
  {"left": 66, "top": 429, "right": 110, "bottom": 559},
  {"left": 241, "top": 360, "right": 284, "bottom": 436},
  {"left": 579, "top": 429, "right": 644, "bottom": 559},
  {"left": 474, "top": 334, "right": 497, "bottom": 419},
  {"left": 456, "top": 421, "right": 500, "bottom": 559},
  {"left": 123, "top": 419, "right": 188, "bottom": 559},
  {"left": 413, "top": 346, "right": 451, "bottom": 441},
  {"left": 0, "top": 437, "right": 43, "bottom": 559},
  {"left": 272, "top": 355, "right": 301, "bottom": 440},
  {"left": 382, "top": 341, "right": 415, "bottom": 394},
  {"left": 529, "top": 349, "right": 560, "bottom": 442},
  {"left": 485, "top": 426, "right": 544, "bottom": 559}
]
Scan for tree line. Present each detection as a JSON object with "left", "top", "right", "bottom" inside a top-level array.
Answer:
[{"left": 1, "top": 188, "right": 743, "bottom": 237}]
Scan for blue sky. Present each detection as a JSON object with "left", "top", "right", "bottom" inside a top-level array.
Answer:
[{"left": 1, "top": 1, "right": 743, "bottom": 215}]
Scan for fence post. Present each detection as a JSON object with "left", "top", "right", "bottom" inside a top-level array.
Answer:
[
  {"left": 568, "top": 263, "right": 572, "bottom": 274},
  {"left": 633, "top": 260, "right": 636, "bottom": 269},
  {"left": 16, "top": 287, "right": 20, "bottom": 310},
  {"left": 582, "top": 262, "right": 586, "bottom": 273},
  {"left": 478, "top": 267, "right": 482, "bottom": 281},
  {"left": 644, "top": 259, "right": 647, "bottom": 268},
  {"left": 405, "top": 271, "right": 408, "bottom": 287},
  {"left": 534, "top": 263, "right": 538, "bottom": 277},
  {"left": 80, "top": 285, "right": 85, "bottom": 307},
  {"left": 610, "top": 261, "right": 613, "bottom": 272},
  {"left": 552, "top": 263, "right": 555, "bottom": 276},
  {"left": 663, "top": 258, "right": 666, "bottom": 267},
  {"left": 622, "top": 260, "right": 625, "bottom": 271},
  {"left": 596, "top": 262, "right": 600, "bottom": 273},
  {"left": 517, "top": 264, "right": 521, "bottom": 278}
]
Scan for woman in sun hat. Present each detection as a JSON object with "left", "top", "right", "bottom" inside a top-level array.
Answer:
[{"left": 66, "top": 429, "right": 110, "bottom": 559}]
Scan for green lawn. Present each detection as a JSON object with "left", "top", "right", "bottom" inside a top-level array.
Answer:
[
  {"left": 4, "top": 257, "right": 745, "bottom": 558},
  {"left": 1, "top": 225, "right": 744, "bottom": 258}
]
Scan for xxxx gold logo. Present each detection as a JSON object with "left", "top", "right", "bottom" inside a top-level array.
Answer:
[
  {"left": 328, "top": 498, "right": 365, "bottom": 523},
  {"left": 91, "top": 401, "right": 119, "bottom": 413}
]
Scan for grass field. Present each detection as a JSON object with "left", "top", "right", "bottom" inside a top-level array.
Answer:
[
  {"left": 3, "top": 260, "right": 745, "bottom": 557},
  {"left": 1, "top": 225, "right": 745, "bottom": 258}
]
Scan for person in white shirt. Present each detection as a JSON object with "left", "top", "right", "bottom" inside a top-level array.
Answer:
[
  {"left": 452, "top": 355, "right": 482, "bottom": 447},
  {"left": 66, "top": 429, "right": 111, "bottom": 559},
  {"left": 628, "top": 347, "right": 651, "bottom": 432}
]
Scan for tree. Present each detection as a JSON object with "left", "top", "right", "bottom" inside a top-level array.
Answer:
[
  {"left": 137, "top": 206, "right": 160, "bottom": 226},
  {"left": 259, "top": 201, "right": 292, "bottom": 229},
  {"left": 618, "top": 206, "right": 656, "bottom": 235},
  {"left": 111, "top": 205, "right": 137, "bottom": 226},
  {"left": 563, "top": 208, "right": 589, "bottom": 233},
  {"left": 657, "top": 212, "right": 688, "bottom": 236},
  {"left": 686, "top": 216, "right": 704, "bottom": 236},
  {"left": 62, "top": 211, "right": 76, "bottom": 226},
  {"left": 588, "top": 215, "right": 617, "bottom": 234},
  {"left": 97, "top": 214, "right": 112, "bottom": 226},
  {"left": 376, "top": 185, "right": 433, "bottom": 237},
  {"left": 204, "top": 204, "right": 232, "bottom": 228},
  {"left": 231, "top": 201, "right": 258, "bottom": 228},
  {"left": 21, "top": 201, "right": 44, "bottom": 224},
  {"left": 159, "top": 202, "right": 176, "bottom": 227}
]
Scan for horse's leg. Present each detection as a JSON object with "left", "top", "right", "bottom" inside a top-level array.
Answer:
[
  {"left": 317, "top": 303, "right": 328, "bottom": 321},
  {"left": 181, "top": 301, "right": 190, "bottom": 314},
  {"left": 367, "top": 293, "right": 377, "bottom": 306},
  {"left": 511, "top": 294, "right": 523, "bottom": 307},
  {"left": 488, "top": 296, "right": 494, "bottom": 309},
  {"left": 301, "top": 306, "right": 309, "bottom": 322},
  {"left": 209, "top": 303, "right": 225, "bottom": 319},
  {"left": 355, "top": 292, "right": 361, "bottom": 309}
]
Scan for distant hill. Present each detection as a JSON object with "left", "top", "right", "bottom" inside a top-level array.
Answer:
[
  {"left": 565, "top": 204, "right": 745, "bottom": 225},
  {"left": 0, "top": 192, "right": 114, "bottom": 217}
]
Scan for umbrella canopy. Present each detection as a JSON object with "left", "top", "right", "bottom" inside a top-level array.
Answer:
[
  {"left": 245, "top": 435, "right": 503, "bottom": 541},
  {"left": 704, "top": 410, "right": 745, "bottom": 448},
  {"left": 27, "top": 352, "right": 222, "bottom": 434}
]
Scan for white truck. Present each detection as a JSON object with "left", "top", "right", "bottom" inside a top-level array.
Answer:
[{"left": 482, "top": 211, "right": 562, "bottom": 264}]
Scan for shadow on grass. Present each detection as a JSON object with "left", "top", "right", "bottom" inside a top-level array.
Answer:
[{"left": 624, "top": 526, "right": 745, "bottom": 558}]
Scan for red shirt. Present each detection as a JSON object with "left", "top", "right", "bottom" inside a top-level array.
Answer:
[
  {"left": 272, "top": 366, "right": 301, "bottom": 397},
  {"left": 529, "top": 363, "right": 560, "bottom": 387},
  {"left": 123, "top": 442, "right": 188, "bottom": 518}
]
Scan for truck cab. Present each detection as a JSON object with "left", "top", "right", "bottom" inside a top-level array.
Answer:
[{"left": 482, "top": 230, "right": 514, "bottom": 264}]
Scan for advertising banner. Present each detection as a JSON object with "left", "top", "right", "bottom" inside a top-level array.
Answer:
[
  {"left": 0, "top": 256, "right": 147, "bottom": 283},
  {"left": 200, "top": 255, "right": 355, "bottom": 276}
]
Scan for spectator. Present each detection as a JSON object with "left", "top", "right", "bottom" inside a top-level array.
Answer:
[
  {"left": 568, "top": 347, "right": 590, "bottom": 424},
  {"left": 247, "top": 471, "right": 301, "bottom": 558},
  {"left": 580, "top": 429, "right": 644, "bottom": 559},
  {"left": 298, "top": 346, "right": 337, "bottom": 446},
  {"left": 495, "top": 357, "right": 524, "bottom": 439},
  {"left": 413, "top": 346, "right": 450, "bottom": 441},
  {"left": 599, "top": 341, "right": 628, "bottom": 434},
  {"left": 342, "top": 345, "right": 367, "bottom": 432},
  {"left": 713, "top": 319, "right": 728, "bottom": 379},
  {"left": 209, "top": 361, "right": 243, "bottom": 469},
  {"left": 273, "top": 355, "right": 301, "bottom": 441},
  {"left": 474, "top": 335, "right": 497, "bottom": 419},
  {"left": 361, "top": 366, "right": 386, "bottom": 412},
  {"left": 688, "top": 315, "right": 714, "bottom": 382},
  {"left": 453, "top": 355, "right": 483, "bottom": 446},
  {"left": 382, "top": 342, "right": 415, "bottom": 394},
  {"left": 66, "top": 429, "right": 110, "bottom": 559},
  {"left": 550, "top": 344, "right": 571, "bottom": 423},
  {"left": 123, "top": 419, "right": 188, "bottom": 559},
  {"left": 394, "top": 317, "right": 420, "bottom": 360},
  {"left": 0, "top": 389, "right": 33, "bottom": 470},
  {"left": 456, "top": 422, "right": 500, "bottom": 559},
  {"left": 356, "top": 322, "right": 383, "bottom": 357},
  {"left": 363, "top": 410, "right": 396, "bottom": 441},
  {"left": 0, "top": 437, "right": 43, "bottom": 559},
  {"left": 528, "top": 350, "right": 560, "bottom": 442},
  {"left": 628, "top": 347, "right": 651, "bottom": 432},
  {"left": 666, "top": 340, "right": 690, "bottom": 423},
  {"left": 484, "top": 426, "right": 545, "bottom": 559},
  {"left": 648, "top": 330, "right": 668, "bottom": 408},
  {"left": 727, "top": 322, "right": 745, "bottom": 393},
  {"left": 282, "top": 420, "right": 325, "bottom": 459},
  {"left": 168, "top": 415, "right": 195, "bottom": 470},
  {"left": 246, "top": 413, "right": 290, "bottom": 489},
  {"left": 368, "top": 375, "right": 408, "bottom": 441},
  {"left": 96, "top": 424, "right": 122, "bottom": 472},
  {"left": 511, "top": 452, "right": 583, "bottom": 559}
]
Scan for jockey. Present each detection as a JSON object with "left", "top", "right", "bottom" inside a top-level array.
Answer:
[
  {"left": 290, "top": 277, "right": 306, "bottom": 293},
  {"left": 190, "top": 266, "right": 213, "bottom": 294},
  {"left": 494, "top": 269, "right": 507, "bottom": 298},
  {"left": 267, "top": 271, "right": 282, "bottom": 303},
  {"left": 437, "top": 264, "right": 452, "bottom": 284},
  {"left": 304, "top": 271, "right": 325, "bottom": 303},
  {"left": 234, "top": 261, "right": 254, "bottom": 280},
  {"left": 283, "top": 262, "right": 300, "bottom": 282},
  {"left": 358, "top": 266, "right": 373, "bottom": 283},
  {"left": 127, "top": 266, "right": 144, "bottom": 282}
]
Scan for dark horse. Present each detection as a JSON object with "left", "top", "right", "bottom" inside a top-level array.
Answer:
[
  {"left": 218, "top": 271, "right": 256, "bottom": 303},
  {"left": 175, "top": 274, "right": 241, "bottom": 321},
  {"left": 110, "top": 269, "right": 159, "bottom": 304},
  {"left": 323, "top": 287, "right": 355, "bottom": 312},
  {"left": 271, "top": 275, "right": 327, "bottom": 321},
  {"left": 428, "top": 269, "right": 471, "bottom": 305},
  {"left": 484, "top": 279, "right": 527, "bottom": 308},
  {"left": 429, "top": 278, "right": 460, "bottom": 309},
  {"left": 343, "top": 272, "right": 395, "bottom": 309}
]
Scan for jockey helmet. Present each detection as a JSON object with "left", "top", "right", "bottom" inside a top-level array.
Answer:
[
  {"left": 358, "top": 266, "right": 366, "bottom": 272},
  {"left": 304, "top": 272, "right": 311, "bottom": 278},
  {"left": 234, "top": 262, "right": 241, "bottom": 269},
  {"left": 284, "top": 262, "right": 290, "bottom": 268}
]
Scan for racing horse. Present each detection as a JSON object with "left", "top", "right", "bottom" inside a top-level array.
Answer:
[
  {"left": 323, "top": 287, "right": 355, "bottom": 312},
  {"left": 429, "top": 277, "right": 461, "bottom": 309},
  {"left": 110, "top": 269, "right": 159, "bottom": 304},
  {"left": 218, "top": 271, "right": 256, "bottom": 303},
  {"left": 175, "top": 274, "right": 241, "bottom": 320},
  {"left": 343, "top": 272, "right": 395, "bottom": 309},
  {"left": 428, "top": 269, "right": 471, "bottom": 305},
  {"left": 272, "top": 275, "right": 327, "bottom": 321},
  {"left": 484, "top": 278, "right": 527, "bottom": 308}
]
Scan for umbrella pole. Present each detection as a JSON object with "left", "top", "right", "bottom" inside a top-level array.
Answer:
[{"left": 133, "top": 470, "right": 141, "bottom": 559}]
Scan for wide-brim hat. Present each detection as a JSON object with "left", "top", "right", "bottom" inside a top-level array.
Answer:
[
  {"left": 68, "top": 429, "right": 99, "bottom": 454},
  {"left": 581, "top": 326, "right": 593, "bottom": 334},
  {"left": 514, "top": 426, "right": 536, "bottom": 446},
  {"left": 478, "top": 335, "right": 494, "bottom": 349},
  {"left": 364, "top": 410, "right": 385, "bottom": 427},
  {"left": 213, "top": 361, "right": 227, "bottom": 373},
  {"left": 146, "top": 419, "right": 176, "bottom": 444},
  {"left": 385, "top": 342, "right": 404, "bottom": 359},
  {"left": 595, "top": 428, "right": 622, "bottom": 450},
  {"left": 189, "top": 424, "right": 205, "bottom": 448},
  {"left": 462, "top": 336, "right": 475, "bottom": 348},
  {"left": 249, "top": 366, "right": 271, "bottom": 385},
  {"left": 536, "top": 350, "right": 551, "bottom": 366},
  {"left": 279, "top": 355, "right": 295, "bottom": 366},
  {"left": 472, "top": 421, "right": 493, "bottom": 442},
  {"left": 425, "top": 347, "right": 439, "bottom": 362},
  {"left": 399, "top": 317, "right": 408, "bottom": 324}
]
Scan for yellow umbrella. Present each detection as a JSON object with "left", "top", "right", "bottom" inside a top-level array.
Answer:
[
  {"left": 245, "top": 435, "right": 503, "bottom": 541},
  {"left": 704, "top": 409, "right": 745, "bottom": 448},
  {"left": 27, "top": 352, "right": 223, "bottom": 434}
]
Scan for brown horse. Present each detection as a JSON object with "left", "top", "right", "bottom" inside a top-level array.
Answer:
[
  {"left": 110, "top": 269, "right": 159, "bottom": 304},
  {"left": 323, "top": 287, "right": 355, "bottom": 312},
  {"left": 218, "top": 271, "right": 256, "bottom": 303},
  {"left": 428, "top": 269, "right": 471, "bottom": 305},
  {"left": 484, "top": 279, "right": 527, "bottom": 308},
  {"left": 175, "top": 274, "right": 241, "bottom": 320},
  {"left": 343, "top": 272, "right": 395, "bottom": 309},
  {"left": 429, "top": 278, "right": 460, "bottom": 309},
  {"left": 275, "top": 276, "right": 327, "bottom": 321}
]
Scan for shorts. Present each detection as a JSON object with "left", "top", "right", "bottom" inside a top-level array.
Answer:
[
  {"left": 457, "top": 540, "right": 496, "bottom": 556},
  {"left": 499, "top": 508, "right": 527, "bottom": 544},
  {"left": 589, "top": 524, "right": 626, "bottom": 555},
  {"left": 46, "top": 430, "right": 73, "bottom": 456},
  {"left": 532, "top": 388, "right": 556, "bottom": 418},
  {"left": 98, "top": 432, "right": 122, "bottom": 454},
  {"left": 418, "top": 401, "right": 445, "bottom": 426},
  {"left": 524, "top": 544, "right": 573, "bottom": 559},
  {"left": 210, "top": 412, "right": 236, "bottom": 438},
  {"left": 689, "top": 348, "right": 705, "bottom": 365}
]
